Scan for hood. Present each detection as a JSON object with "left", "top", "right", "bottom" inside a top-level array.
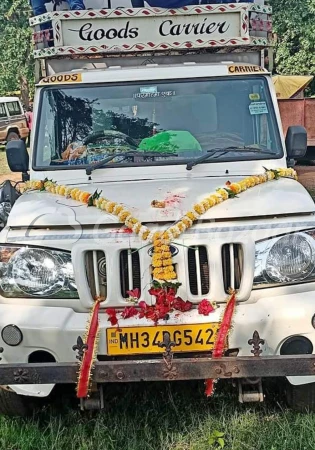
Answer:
[{"left": 7, "top": 177, "right": 314, "bottom": 228}]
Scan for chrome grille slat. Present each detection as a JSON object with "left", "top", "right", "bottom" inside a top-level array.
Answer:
[
  {"left": 229, "top": 243, "right": 235, "bottom": 290},
  {"left": 195, "top": 247, "right": 202, "bottom": 296},
  {"left": 188, "top": 246, "right": 210, "bottom": 296},
  {"left": 120, "top": 249, "right": 141, "bottom": 298},
  {"left": 127, "top": 249, "right": 133, "bottom": 291},
  {"left": 85, "top": 250, "right": 107, "bottom": 300},
  {"left": 222, "top": 244, "right": 244, "bottom": 293},
  {"left": 92, "top": 250, "right": 101, "bottom": 297}
]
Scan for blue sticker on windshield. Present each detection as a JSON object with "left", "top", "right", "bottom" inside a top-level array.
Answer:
[
  {"left": 134, "top": 86, "right": 176, "bottom": 99},
  {"left": 140, "top": 86, "right": 158, "bottom": 94},
  {"left": 249, "top": 101, "right": 268, "bottom": 115}
]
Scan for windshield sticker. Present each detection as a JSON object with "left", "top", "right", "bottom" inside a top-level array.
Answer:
[
  {"left": 249, "top": 93, "right": 260, "bottom": 101},
  {"left": 228, "top": 65, "right": 265, "bottom": 75},
  {"left": 249, "top": 101, "right": 268, "bottom": 115},
  {"left": 133, "top": 89, "right": 176, "bottom": 99},
  {"left": 40, "top": 73, "right": 82, "bottom": 84},
  {"left": 140, "top": 86, "right": 158, "bottom": 95}
]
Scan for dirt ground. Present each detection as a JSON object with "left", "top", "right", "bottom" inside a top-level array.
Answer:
[
  {"left": 296, "top": 165, "right": 315, "bottom": 191},
  {"left": 0, "top": 165, "right": 314, "bottom": 190},
  {"left": 0, "top": 173, "right": 20, "bottom": 184}
]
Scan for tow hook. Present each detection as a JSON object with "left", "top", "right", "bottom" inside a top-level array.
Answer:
[
  {"left": 238, "top": 330, "right": 266, "bottom": 403},
  {"left": 80, "top": 385, "right": 105, "bottom": 411},
  {"left": 158, "top": 331, "right": 178, "bottom": 380},
  {"left": 238, "top": 378, "right": 264, "bottom": 403}
]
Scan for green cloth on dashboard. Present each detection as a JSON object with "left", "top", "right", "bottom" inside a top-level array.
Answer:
[{"left": 139, "top": 131, "right": 202, "bottom": 153}]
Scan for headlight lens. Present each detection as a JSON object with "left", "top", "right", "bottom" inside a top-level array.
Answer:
[
  {"left": 0, "top": 246, "right": 78, "bottom": 298},
  {"left": 254, "top": 231, "right": 315, "bottom": 288}
]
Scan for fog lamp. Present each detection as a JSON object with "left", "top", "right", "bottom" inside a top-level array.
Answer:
[
  {"left": 280, "top": 336, "right": 313, "bottom": 355},
  {"left": 1, "top": 324, "right": 23, "bottom": 346}
]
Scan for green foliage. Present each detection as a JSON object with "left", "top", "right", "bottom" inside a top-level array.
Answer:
[
  {"left": 1, "top": 383, "right": 315, "bottom": 450},
  {"left": 0, "top": 0, "right": 33, "bottom": 104},
  {"left": 271, "top": 0, "right": 315, "bottom": 79},
  {"left": 209, "top": 430, "right": 225, "bottom": 448}
]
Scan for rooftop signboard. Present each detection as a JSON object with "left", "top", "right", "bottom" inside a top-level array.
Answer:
[{"left": 30, "top": 3, "right": 272, "bottom": 58}]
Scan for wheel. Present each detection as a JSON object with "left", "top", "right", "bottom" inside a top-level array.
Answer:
[
  {"left": 0, "top": 387, "right": 36, "bottom": 417},
  {"left": 6, "top": 131, "right": 20, "bottom": 142},
  {"left": 286, "top": 381, "right": 315, "bottom": 412},
  {"left": 83, "top": 129, "right": 138, "bottom": 148}
]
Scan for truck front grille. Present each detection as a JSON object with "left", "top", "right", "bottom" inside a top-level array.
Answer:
[
  {"left": 120, "top": 249, "right": 141, "bottom": 298},
  {"left": 85, "top": 250, "right": 107, "bottom": 300},
  {"left": 222, "top": 244, "right": 244, "bottom": 293},
  {"left": 188, "top": 246, "right": 210, "bottom": 295},
  {"left": 83, "top": 242, "right": 246, "bottom": 305}
]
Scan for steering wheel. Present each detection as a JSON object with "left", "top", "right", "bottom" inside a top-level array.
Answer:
[{"left": 83, "top": 130, "right": 139, "bottom": 149}]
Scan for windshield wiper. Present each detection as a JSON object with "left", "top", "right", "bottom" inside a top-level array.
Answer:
[
  {"left": 86, "top": 151, "right": 178, "bottom": 175},
  {"left": 186, "top": 146, "right": 275, "bottom": 171}
]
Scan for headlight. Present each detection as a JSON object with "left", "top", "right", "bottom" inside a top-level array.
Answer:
[
  {"left": 254, "top": 231, "right": 315, "bottom": 288},
  {"left": 0, "top": 246, "right": 78, "bottom": 298}
]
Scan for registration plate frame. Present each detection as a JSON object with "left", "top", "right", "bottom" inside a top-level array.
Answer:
[{"left": 106, "top": 323, "right": 221, "bottom": 356}]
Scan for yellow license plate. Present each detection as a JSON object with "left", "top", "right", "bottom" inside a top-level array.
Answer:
[{"left": 106, "top": 323, "right": 220, "bottom": 356}]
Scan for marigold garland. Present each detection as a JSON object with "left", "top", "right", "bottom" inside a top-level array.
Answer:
[{"left": 25, "top": 167, "right": 297, "bottom": 282}]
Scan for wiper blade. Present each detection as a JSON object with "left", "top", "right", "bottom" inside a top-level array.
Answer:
[
  {"left": 86, "top": 151, "right": 177, "bottom": 175},
  {"left": 186, "top": 146, "right": 275, "bottom": 171}
]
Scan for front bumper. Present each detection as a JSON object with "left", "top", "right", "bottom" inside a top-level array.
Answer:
[
  {"left": 2, "top": 288, "right": 315, "bottom": 396},
  {"left": 1, "top": 355, "right": 315, "bottom": 385}
]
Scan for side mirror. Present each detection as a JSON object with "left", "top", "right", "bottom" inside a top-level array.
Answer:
[
  {"left": 285, "top": 126, "right": 307, "bottom": 159},
  {"left": 6, "top": 140, "right": 29, "bottom": 180}
]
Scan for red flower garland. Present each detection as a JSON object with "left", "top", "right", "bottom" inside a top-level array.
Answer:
[
  {"left": 198, "top": 299, "right": 215, "bottom": 316},
  {"left": 105, "top": 284, "right": 196, "bottom": 326}
]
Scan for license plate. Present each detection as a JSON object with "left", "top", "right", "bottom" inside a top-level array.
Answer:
[{"left": 106, "top": 323, "right": 220, "bottom": 356}]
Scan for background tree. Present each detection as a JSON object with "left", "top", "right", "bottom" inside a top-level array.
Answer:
[
  {"left": 0, "top": 0, "right": 33, "bottom": 107},
  {"left": 270, "top": 0, "right": 315, "bottom": 93}
]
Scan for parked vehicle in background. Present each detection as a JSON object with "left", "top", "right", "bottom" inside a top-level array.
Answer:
[
  {"left": 0, "top": 97, "right": 29, "bottom": 144},
  {"left": 275, "top": 76, "right": 315, "bottom": 163}
]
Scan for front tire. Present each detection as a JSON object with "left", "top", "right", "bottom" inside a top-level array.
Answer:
[
  {"left": 0, "top": 387, "right": 36, "bottom": 417},
  {"left": 286, "top": 382, "right": 315, "bottom": 412}
]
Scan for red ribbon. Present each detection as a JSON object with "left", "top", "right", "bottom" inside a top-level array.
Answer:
[
  {"left": 77, "top": 301, "right": 101, "bottom": 398},
  {"left": 205, "top": 292, "right": 236, "bottom": 397}
]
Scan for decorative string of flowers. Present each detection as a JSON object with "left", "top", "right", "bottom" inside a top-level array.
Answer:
[
  {"left": 105, "top": 284, "right": 215, "bottom": 326},
  {"left": 25, "top": 167, "right": 297, "bottom": 283}
]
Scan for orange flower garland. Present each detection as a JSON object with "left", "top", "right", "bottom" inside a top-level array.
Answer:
[{"left": 25, "top": 167, "right": 297, "bottom": 282}]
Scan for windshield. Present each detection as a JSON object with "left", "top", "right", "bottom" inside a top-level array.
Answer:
[{"left": 34, "top": 77, "right": 283, "bottom": 170}]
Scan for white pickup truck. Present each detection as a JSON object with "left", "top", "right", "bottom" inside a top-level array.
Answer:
[{"left": 0, "top": 2, "right": 314, "bottom": 416}]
